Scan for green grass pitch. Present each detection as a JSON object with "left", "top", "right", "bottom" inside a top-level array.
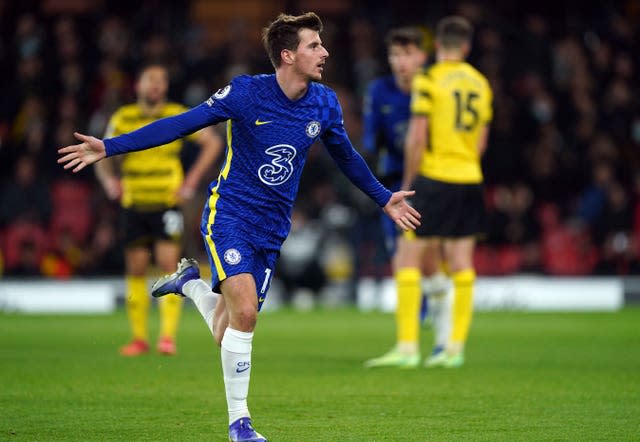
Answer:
[{"left": 2, "top": 306, "right": 639, "bottom": 441}]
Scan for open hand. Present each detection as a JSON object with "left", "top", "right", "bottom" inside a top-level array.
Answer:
[
  {"left": 57, "top": 132, "right": 107, "bottom": 173},
  {"left": 383, "top": 190, "right": 421, "bottom": 231}
]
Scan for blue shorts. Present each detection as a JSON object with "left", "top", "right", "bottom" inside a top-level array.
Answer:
[{"left": 201, "top": 222, "right": 279, "bottom": 311}]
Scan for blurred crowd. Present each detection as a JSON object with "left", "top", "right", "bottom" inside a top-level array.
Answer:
[{"left": 1, "top": 1, "right": 639, "bottom": 283}]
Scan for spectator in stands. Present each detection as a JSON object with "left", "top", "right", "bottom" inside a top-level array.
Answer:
[
  {"left": 0, "top": 155, "right": 51, "bottom": 228},
  {"left": 5, "top": 239, "right": 42, "bottom": 277}
]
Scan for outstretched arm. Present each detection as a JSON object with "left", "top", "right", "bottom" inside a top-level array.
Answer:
[
  {"left": 58, "top": 103, "right": 223, "bottom": 173},
  {"left": 323, "top": 126, "right": 421, "bottom": 231}
]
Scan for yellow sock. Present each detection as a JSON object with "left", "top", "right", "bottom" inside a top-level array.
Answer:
[
  {"left": 395, "top": 267, "right": 422, "bottom": 351},
  {"left": 126, "top": 276, "right": 150, "bottom": 341},
  {"left": 450, "top": 269, "right": 476, "bottom": 351},
  {"left": 159, "top": 294, "right": 183, "bottom": 340}
]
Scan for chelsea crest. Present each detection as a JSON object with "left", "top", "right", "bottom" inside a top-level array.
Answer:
[{"left": 305, "top": 121, "right": 320, "bottom": 138}]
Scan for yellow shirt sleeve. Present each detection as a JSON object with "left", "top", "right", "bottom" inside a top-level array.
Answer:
[{"left": 410, "top": 73, "right": 433, "bottom": 116}]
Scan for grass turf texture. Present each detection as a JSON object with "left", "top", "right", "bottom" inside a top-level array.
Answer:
[{"left": 2, "top": 307, "right": 639, "bottom": 441}]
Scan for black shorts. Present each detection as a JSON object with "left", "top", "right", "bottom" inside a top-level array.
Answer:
[
  {"left": 119, "top": 207, "right": 184, "bottom": 248},
  {"left": 410, "top": 175, "right": 486, "bottom": 238}
]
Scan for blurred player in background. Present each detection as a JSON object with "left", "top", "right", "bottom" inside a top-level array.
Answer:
[
  {"left": 363, "top": 27, "right": 451, "bottom": 369},
  {"left": 95, "top": 64, "right": 222, "bottom": 356},
  {"left": 59, "top": 13, "right": 420, "bottom": 441},
  {"left": 400, "top": 16, "right": 492, "bottom": 368}
]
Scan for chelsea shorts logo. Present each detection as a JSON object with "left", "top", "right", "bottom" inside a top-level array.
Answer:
[
  {"left": 305, "top": 120, "right": 320, "bottom": 138},
  {"left": 224, "top": 248, "right": 241, "bottom": 265}
]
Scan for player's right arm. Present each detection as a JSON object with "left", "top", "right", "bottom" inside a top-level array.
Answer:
[
  {"left": 58, "top": 79, "right": 244, "bottom": 173},
  {"left": 57, "top": 106, "right": 215, "bottom": 173}
]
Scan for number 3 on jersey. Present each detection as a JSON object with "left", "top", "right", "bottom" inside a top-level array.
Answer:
[
  {"left": 453, "top": 90, "right": 479, "bottom": 131},
  {"left": 258, "top": 144, "right": 297, "bottom": 186}
]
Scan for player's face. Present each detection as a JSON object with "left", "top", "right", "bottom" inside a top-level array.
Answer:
[
  {"left": 293, "top": 28, "right": 329, "bottom": 81},
  {"left": 136, "top": 66, "right": 169, "bottom": 105},
  {"left": 388, "top": 43, "right": 426, "bottom": 84}
]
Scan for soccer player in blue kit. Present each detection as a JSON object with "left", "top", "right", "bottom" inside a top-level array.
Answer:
[{"left": 58, "top": 12, "right": 420, "bottom": 442}]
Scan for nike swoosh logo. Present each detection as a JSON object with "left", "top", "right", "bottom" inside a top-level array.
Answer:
[
  {"left": 236, "top": 366, "right": 250, "bottom": 373},
  {"left": 255, "top": 119, "right": 272, "bottom": 126}
]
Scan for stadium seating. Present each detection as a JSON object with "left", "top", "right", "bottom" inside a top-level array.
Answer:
[
  {"left": 49, "top": 179, "right": 93, "bottom": 245},
  {"left": 1, "top": 222, "right": 49, "bottom": 271},
  {"left": 474, "top": 245, "right": 524, "bottom": 276},
  {"left": 541, "top": 225, "right": 598, "bottom": 275}
]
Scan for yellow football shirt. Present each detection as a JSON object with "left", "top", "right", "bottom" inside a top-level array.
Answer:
[
  {"left": 105, "top": 103, "right": 199, "bottom": 209},
  {"left": 411, "top": 61, "right": 492, "bottom": 184}
]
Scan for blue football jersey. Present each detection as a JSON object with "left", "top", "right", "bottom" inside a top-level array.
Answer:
[
  {"left": 362, "top": 75, "right": 411, "bottom": 183},
  {"left": 104, "top": 74, "right": 391, "bottom": 246}
]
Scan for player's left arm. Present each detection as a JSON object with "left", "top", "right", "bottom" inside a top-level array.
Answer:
[
  {"left": 477, "top": 125, "right": 490, "bottom": 156},
  {"left": 179, "top": 127, "right": 224, "bottom": 200},
  {"left": 403, "top": 113, "right": 428, "bottom": 190},
  {"left": 322, "top": 106, "right": 420, "bottom": 231}
]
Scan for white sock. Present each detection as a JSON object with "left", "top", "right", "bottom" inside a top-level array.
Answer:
[
  {"left": 183, "top": 279, "right": 218, "bottom": 335},
  {"left": 430, "top": 287, "right": 453, "bottom": 350},
  {"left": 421, "top": 272, "right": 449, "bottom": 298},
  {"left": 422, "top": 273, "right": 451, "bottom": 351},
  {"left": 221, "top": 327, "right": 253, "bottom": 425}
]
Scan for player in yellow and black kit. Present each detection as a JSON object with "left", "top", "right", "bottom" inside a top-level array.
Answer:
[
  {"left": 376, "top": 16, "right": 492, "bottom": 368},
  {"left": 95, "top": 64, "right": 223, "bottom": 356}
]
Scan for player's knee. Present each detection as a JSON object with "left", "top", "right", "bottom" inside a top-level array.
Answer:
[{"left": 232, "top": 305, "right": 258, "bottom": 332}]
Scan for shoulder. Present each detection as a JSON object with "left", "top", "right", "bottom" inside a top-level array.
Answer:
[
  {"left": 204, "top": 75, "right": 256, "bottom": 110},
  {"left": 311, "top": 81, "right": 334, "bottom": 95},
  {"left": 226, "top": 74, "right": 276, "bottom": 99},
  {"left": 412, "top": 66, "right": 434, "bottom": 89},
  {"left": 309, "top": 81, "right": 339, "bottom": 106},
  {"left": 463, "top": 63, "right": 492, "bottom": 91},
  {"left": 110, "top": 104, "right": 138, "bottom": 123},
  {"left": 229, "top": 74, "right": 274, "bottom": 92},
  {"left": 369, "top": 75, "right": 392, "bottom": 91}
]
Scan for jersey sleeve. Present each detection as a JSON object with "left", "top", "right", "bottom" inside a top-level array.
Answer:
[
  {"left": 410, "top": 72, "right": 433, "bottom": 116},
  {"left": 171, "top": 104, "right": 201, "bottom": 142},
  {"left": 321, "top": 93, "right": 392, "bottom": 207},
  {"left": 103, "top": 76, "right": 250, "bottom": 157},
  {"left": 361, "top": 81, "right": 381, "bottom": 153}
]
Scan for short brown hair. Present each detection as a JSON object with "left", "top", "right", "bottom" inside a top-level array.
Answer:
[
  {"left": 262, "top": 12, "right": 323, "bottom": 68},
  {"left": 136, "top": 63, "right": 168, "bottom": 81},
  {"left": 385, "top": 27, "right": 425, "bottom": 50},
  {"left": 436, "top": 16, "right": 473, "bottom": 49}
]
